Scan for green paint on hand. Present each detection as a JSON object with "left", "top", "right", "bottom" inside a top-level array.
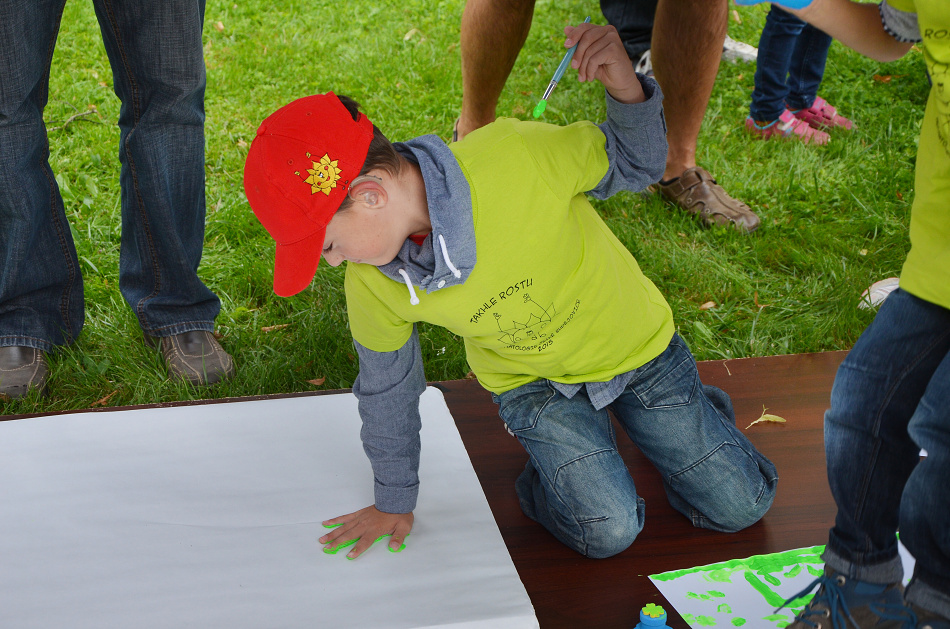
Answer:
[
  {"left": 322, "top": 523, "right": 343, "bottom": 528},
  {"left": 532, "top": 100, "right": 547, "bottom": 118},
  {"left": 323, "top": 534, "right": 409, "bottom": 556},
  {"left": 323, "top": 538, "right": 358, "bottom": 554},
  {"left": 718, "top": 604, "right": 732, "bottom": 614},
  {"left": 732, "top": 618, "right": 746, "bottom": 626}
]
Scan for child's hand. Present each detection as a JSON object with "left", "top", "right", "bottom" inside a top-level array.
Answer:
[
  {"left": 320, "top": 505, "right": 414, "bottom": 559},
  {"left": 564, "top": 22, "right": 644, "bottom": 104}
]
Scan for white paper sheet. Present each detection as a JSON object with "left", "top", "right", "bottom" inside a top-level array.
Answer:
[
  {"left": 0, "top": 388, "right": 539, "bottom": 629},
  {"left": 649, "top": 543, "right": 916, "bottom": 628}
]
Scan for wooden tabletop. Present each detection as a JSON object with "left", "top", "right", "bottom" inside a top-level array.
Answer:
[{"left": 437, "top": 351, "right": 847, "bottom": 629}]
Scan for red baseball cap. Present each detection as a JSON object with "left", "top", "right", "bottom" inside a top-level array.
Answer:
[{"left": 244, "top": 92, "right": 374, "bottom": 296}]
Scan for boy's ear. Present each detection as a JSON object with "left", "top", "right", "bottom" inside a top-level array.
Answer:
[{"left": 348, "top": 176, "right": 387, "bottom": 209}]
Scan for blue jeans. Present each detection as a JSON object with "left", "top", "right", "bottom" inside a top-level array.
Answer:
[
  {"left": 492, "top": 334, "right": 778, "bottom": 558},
  {"left": 823, "top": 289, "right": 950, "bottom": 618},
  {"left": 749, "top": 5, "right": 832, "bottom": 122},
  {"left": 0, "top": 0, "right": 220, "bottom": 352},
  {"left": 599, "top": 0, "right": 658, "bottom": 62}
]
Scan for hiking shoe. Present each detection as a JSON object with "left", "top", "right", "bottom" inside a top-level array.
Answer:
[
  {"left": 909, "top": 603, "right": 950, "bottom": 629},
  {"left": 652, "top": 166, "right": 760, "bottom": 233},
  {"left": 145, "top": 330, "right": 235, "bottom": 385},
  {"left": 746, "top": 109, "right": 830, "bottom": 145},
  {"left": 792, "top": 96, "right": 854, "bottom": 130},
  {"left": 781, "top": 567, "right": 915, "bottom": 629},
  {"left": 0, "top": 346, "right": 49, "bottom": 399}
]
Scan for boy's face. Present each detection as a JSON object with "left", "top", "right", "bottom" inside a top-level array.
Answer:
[{"left": 321, "top": 185, "right": 403, "bottom": 267}]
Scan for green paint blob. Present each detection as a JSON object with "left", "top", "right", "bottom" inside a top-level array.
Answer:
[
  {"left": 762, "top": 613, "right": 793, "bottom": 627},
  {"left": 763, "top": 573, "right": 782, "bottom": 586},
  {"left": 732, "top": 619, "right": 746, "bottom": 626},
  {"left": 651, "top": 546, "right": 825, "bottom": 582},
  {"left": 784, "top": 564, "right": 802, "bottom": 578},
  {"left": 695, "top": 615, "right": 718, "bottom": 626},
  {"left": 717, "top": 604, "right": 732, "bottom": 614},
  {"left": 807, "top": 565, "right": 824, "bottom": 577},
  {"left": 709, "top": 591, "right": 726, "bottom": 598}
]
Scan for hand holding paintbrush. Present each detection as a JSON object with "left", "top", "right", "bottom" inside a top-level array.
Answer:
[{"left": 533, "top": 18, "right": 646, "bottom": 118}]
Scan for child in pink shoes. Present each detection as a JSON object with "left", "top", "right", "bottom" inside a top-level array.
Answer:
[{"left": 745, "top": 6, "right": 852, "bottom": 145}]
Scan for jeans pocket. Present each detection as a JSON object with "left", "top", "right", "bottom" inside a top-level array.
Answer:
[
  {"left": 631, "top": 343, "right": 697, "bottom": 409},
  {"left": 496, "top": 380, "right": 558, "bottom": 434}
]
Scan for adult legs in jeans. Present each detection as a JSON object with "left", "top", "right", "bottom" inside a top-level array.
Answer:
[
  {"left": 750, "top": 6, "right": 831, "bottom": 122},
  {"left": 93, "top": 0, "right": 221, "bottom": 337},
  {"left": 0, "top": 0, "right": 83, "bottom": 352},
  {"left": 609, "top": 334, "right": 778, "bottom": 533},
  {"left": 0, "top": 1, "right": 231, "bottom": 393},
  {"left": 822, "top": 289, "right": 950, "bottom": 619}
]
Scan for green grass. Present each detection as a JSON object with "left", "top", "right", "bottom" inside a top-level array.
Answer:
[{"left": 2, "top": 0, "right": 928, "bottom": 414}]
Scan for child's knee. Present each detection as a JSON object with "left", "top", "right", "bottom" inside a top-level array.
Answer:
[
  {"left": 697, "top": 471, "right": 777, "bottom": 532},
  {"left": 581, "top": 501, "right": 645, "bottom": 558}
]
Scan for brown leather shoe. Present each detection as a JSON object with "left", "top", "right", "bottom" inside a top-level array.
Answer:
[
  {"left": 146, "top": 330, "right": 235, "bottom": 385},
  {"left": 0, "top": 346, "right": 49, "bottom": 399},
  {"left": 652, "top": 166, "right": 760, "bottom": 233}
]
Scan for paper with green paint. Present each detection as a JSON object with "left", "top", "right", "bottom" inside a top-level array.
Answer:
[{"left": 649, "top": 544, "right": 916, "bottom": 628}]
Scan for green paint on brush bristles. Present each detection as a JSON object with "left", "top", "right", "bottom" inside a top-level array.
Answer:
[{"left": 533, "top": 100, "right": 547, "bottom": 119}]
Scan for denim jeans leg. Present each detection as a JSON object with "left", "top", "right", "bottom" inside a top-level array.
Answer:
[
  {"left": 750, "top": 6, "right": 806, "bottom": 122},
  {"left": 610, "top": 334, "right": 778, "bottom": 532},
  {"left": 823, "top": 289, "right": 950, "bottom": 590},
  {"left": 902, "top": 347, "right": 950, "bottom": 618},
  {"left": 493, "top": 380, "right": 646, "bottom": 558},
  {"left": 0, "top": 0, "right": 83, "bottom": 351},
  {"left": 93, "top": 0, "right": 220, "bottom": 337},
  {"left": 599, "top": 0, "right": 657, "bottom": 62},
  {"left": 785, "top": 22, "right": 832, "bottom": 110}
]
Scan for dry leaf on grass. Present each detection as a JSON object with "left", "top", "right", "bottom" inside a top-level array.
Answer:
[
  {"left": 307, "top": 377, "right": 326, "bottom": 386},
  {"left": 700, "top": 301, "right": 716, "bottom": 311},
  {"left": 746, "top": 406, "right": 787, "bottom": 429},
  {"left": 261, "top": 323, "right": 290, "bottom": 332},
  {"left": 91, "top": 390, "right": 119, "bottom": 407}
]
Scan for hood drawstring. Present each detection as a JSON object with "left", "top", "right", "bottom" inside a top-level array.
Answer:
[
  {"left": 398, "top": 269, "right": 420, "bottom": 305},
  {"left": 438, "top": 234, "right": 462, "bottom": 279}
]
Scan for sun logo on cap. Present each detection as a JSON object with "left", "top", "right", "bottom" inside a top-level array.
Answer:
[{"left": 303, "top": 152, "right": 342, "bottom": 196}]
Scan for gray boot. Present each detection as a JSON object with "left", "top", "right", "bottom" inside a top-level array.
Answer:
[{"left": 0, "top": 346, "right": 49, "bottom": 399}]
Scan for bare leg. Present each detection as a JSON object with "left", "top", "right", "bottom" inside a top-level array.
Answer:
[
  {"left": 649, "top": 0, "right": 758, "bottom": 233},
  {"left": 651, "top": 0, "right": 727, "bottom": 180},
  {"left": 458, "top": 0, "right": 535, "bottom": 139}
]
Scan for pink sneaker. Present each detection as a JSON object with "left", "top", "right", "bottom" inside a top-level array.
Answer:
[
  {"left": 745, "top": 109, "right": 830, "bottom": 145},
  {"left": 791, "top": 96, "right": 853, "bottom": 130}
]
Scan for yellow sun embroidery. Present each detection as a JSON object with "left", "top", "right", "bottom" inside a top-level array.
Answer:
[{"left": 304, "top": 153, "right": 342, "bottom": 196}]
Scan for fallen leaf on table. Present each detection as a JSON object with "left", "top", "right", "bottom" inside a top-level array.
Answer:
[{"left": 746, "top": 406, "right": 787, "bottom": 429}]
